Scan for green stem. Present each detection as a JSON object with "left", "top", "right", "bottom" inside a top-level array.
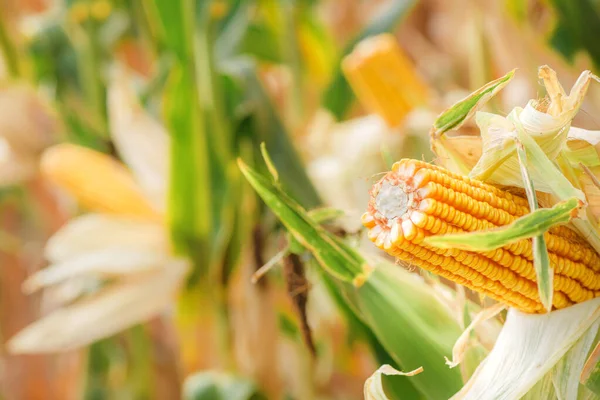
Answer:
[
  {"left": 0, "top": 15, "right": 21, "bottom": 78},
  {"left": 280, "top": 0, "right": 304, "bottom": 128}
]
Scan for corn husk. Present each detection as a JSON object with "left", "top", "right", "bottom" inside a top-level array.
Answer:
[
  {"left": 107, "top": 66, "right": 170, "bottom": 212},
  {"left": 469, "top": 67, "right": 598, "bottom": 193},
  {"left": 453, "top": 298, "right": 600, "bottom": 399},
  {"left": 8, "top": 214, "right": 188, "bottom": 353},
  {"left": 428, "top": 65, "right": 600, "bottom": 399},
  {"left": 364, "top": 365, "right": 424, "bottom": 400}
]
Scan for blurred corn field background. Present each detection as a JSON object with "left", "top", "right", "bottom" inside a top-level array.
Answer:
[{"left": 1, "top": 0, "right": 600, "bottom": 399}]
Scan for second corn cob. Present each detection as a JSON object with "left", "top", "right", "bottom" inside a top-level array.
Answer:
[{"left": 363, "top": 159, "right": 600, "bottom": 313}]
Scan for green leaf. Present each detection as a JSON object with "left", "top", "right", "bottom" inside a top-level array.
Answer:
[
  {"left": 424, "top": 197, "right": 579, "bottom": 251},
  {"left": 259, "top": 142, "right": 279, "bottom": 182},
  {"left": 581, "top": 339, "right": 600, "bottom": 395},
  {"left": 432, "top": 70, "right": 515, "bottom": 137},
  {"left": 548, "top": 0, "right": 600, "bottom": 69},
  {"left": 238, "top": 159, "right": 362, "bottom": 281},
  {"left": 148, "top": 0, "right": 194, "bottom": 61},
  {"left": 183, "top": 371, "right": 264, "bottom": 400},
  {"left": 308, "top": 207, "right": 345, "bottom": 223},
  {"left": 357, "top": 264, "right": 463, "bottom": 399},
  {"left": 516, "top": 141, "right": 553, "bottom": 312},
  {"left": 222, "top": 59, "right": 321, "bottom": 208},
  {"left": 164, "top": 64, "right": 212, "bottom": 279},
  {"left": 315, "top": 267, "right": 423, "bottom": 399},
  {"left": 321, "top": 0, "right": 417, "bottom": 119},
  {"left": 240, "top": 161, "right": 462, "bottom": 399}
]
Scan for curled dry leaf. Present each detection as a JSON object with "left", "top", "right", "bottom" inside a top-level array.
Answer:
[
  {"left": 469, "top": 68, "right": 599, "bottom": 193},
  {"left": 364, "top": 364, "right": 424, "bottom": 400},
  {"left": 445, "top": 303, "right": 506, "bottom": 369}
]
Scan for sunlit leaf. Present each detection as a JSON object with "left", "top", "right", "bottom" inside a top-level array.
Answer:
[
  {"left": 431, "top": 70, "right": 514, "bottom": 137},
  {"left": 424, "top": 197, "right": 579, "bottom": 251},
  {"left": 453, "top": 298, "right": 600, "bottom": 399}
]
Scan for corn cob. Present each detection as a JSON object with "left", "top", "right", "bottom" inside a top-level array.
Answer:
[
  {"left": 342, "top": 34, "right": 428, "bottom": 127},
  {"left": 41, "top": 143, "right": 161, "bottom": 221},
  {"left": 363, "top": 159, "right": 600, "bottom": 313}
]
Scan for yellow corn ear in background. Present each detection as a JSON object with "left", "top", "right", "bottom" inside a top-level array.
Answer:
[
  {"left": 41, "top": 143, "right": 161, "bottom": 221},
  {"left": 342, "top": 34, "right": 429, "bottom": 127},
  {"left": 363, "top": 159, "right": 600, "bottom": 313}
]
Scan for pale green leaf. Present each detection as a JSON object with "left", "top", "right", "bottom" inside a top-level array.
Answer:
[
  {"left": 357, "top": 264, "right": 463, "bottom": 399},
  {"left": 581, "top": 338, "right": 600, "bottom": 395},
  {"left": 424, "top": 197, "right": 579, "bottom": 251},
  {"left": 516, "top": 140, "right": 553, "bottom": 312},
  {"left": 238, "top": 159, "right": 362, "bottom": 281},
  {"left": 453, "top": 298, "right": 600, "bottom": 400},
  {"left": 431, "top": 70, "right": 515, "bottom": 137},
  {"left": 552, "top": 324, "right": 599, "bottom": 399},
  {"left": 183, "top": 371, "right": 263, "bottom": 400}
]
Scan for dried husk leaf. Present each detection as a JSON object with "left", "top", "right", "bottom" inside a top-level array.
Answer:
[
  {"left": 445, "top": 303, "right": 506, "bottom": 369},
  {"left": 45, "top": 214, "right": 168, "bottom": 263},
  {"left": 452, "top": 298, "right": 600, "bottom": 400},
  {"left": 469, "top": 67, "right": 598, "bottom": 193},
  {"left": 8, "top": 259, "right": 188, "bottom": 353},
  {"left": 364, "top": 364, "right": 424, "bottom": 400},
  {"left": 23, "top": 249, "right": 171, "bottom": 294},
  {"left": 107, "top": 67, "right": 170, "bottom": 212}
]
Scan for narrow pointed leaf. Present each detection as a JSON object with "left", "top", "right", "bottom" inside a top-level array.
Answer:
[
  {"left": 238, "top": 159, "right": 362, "bottom": 281},
  {"left": 431, "top": 70, "right": 515, "bottom": 137},
  {"left": 516, "top": 140, "right": 553, "bottom": 312},
  {"left": 424, "top": 197, "right": 579, "bottom": 251}
]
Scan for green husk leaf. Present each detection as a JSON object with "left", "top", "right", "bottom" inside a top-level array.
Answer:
[
  {"left": 581, "top": 339, "right": 600, "bottom": 394},
  {"left": 431, "top": 70, "right": 515, "bottom": 137},
  {"left": 424, "top": 197, "right": 579, "bottom": 251},
  {"left": 511, "top": 112, "right": 600, "bottom": 254},
  {"left": 453, "top": 298, "right": 600, "bottom": 399},
  {"left": 551, "top": 324, "right": 599, "bottom": 398},
  {"left": 516, "top": 140, "right": 553, "bottom": 312},
  {"left": 357, "top": 264, "right": 463, "bottom": 399},
  {"left": 513, "top": 115, "right": 584, "bottom": 201},
  {"left": 315, "top": 265, "right": 423, "bottom": 399}
]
